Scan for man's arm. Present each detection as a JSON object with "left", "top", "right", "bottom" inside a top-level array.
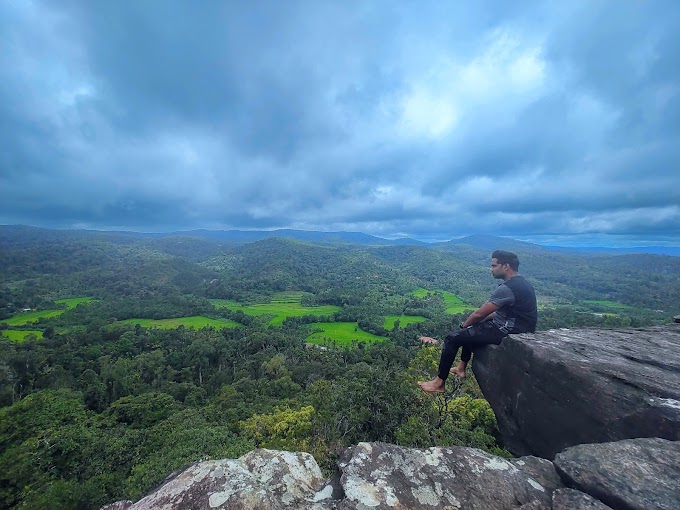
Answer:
[
  {"left": 419, "top": 302, "right": 499, "bottom": 345},
  {"left": 461, "top": 302, "right": 498, "bottom": 328}
]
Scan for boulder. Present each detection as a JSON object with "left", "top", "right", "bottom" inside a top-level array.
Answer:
[
  {"left": 551, "top": 488, "right": 612, "bottom": 509},
  {"left": 472, "top": 325, "right": 680, "bottom": 459},
  {"left": 335, "top": 442, "right": 563, "bottom": 510},
  {"left": 102, "top": 444, "right": 564, "bottom": 510},
  {"left": 554, "top": 437, "right": 680, "bottom": 510},
  {"left": 106, "top": 449, "right": 331, "bottom": 510}
]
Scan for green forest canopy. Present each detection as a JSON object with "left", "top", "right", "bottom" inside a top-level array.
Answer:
[{"left": 1, "top": 226, "right": 678, "bottom": 509}]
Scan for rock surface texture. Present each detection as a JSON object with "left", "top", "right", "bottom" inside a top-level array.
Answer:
[
  {"left": 472, "top": 324, "right": 680, "bottom": 459},
  {"left": 107, "top": 449, "right": 331, "bottom": 510},
  {"left": 102, "top": 440, "right": 680, "bottom": 509},
  {"left": 104, "top": 444, "right": 564, "bottom": 510},
  {"left": 554, "top": 438, "right": 680, "bottom": 510},
  {"left": 336, "top": 442, "right": 562, "bottom": 509},
  {"left": 551, "top": 488, "right": 612, "bottom": 509}
]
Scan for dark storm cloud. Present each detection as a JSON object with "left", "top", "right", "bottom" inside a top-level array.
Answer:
[{"left": 1, "top": 0, "right": 679, "bottom": 243}]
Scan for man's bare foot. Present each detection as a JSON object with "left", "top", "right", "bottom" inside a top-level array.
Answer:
[
  {"left": 417, "top": 378, "right": 446, "bottom": 393},
  {"left": 420, "top": 336, "right": 439, "bottom": 345},
  {"left": 449, "top": 366, "right": 466, "bottom": 379}
]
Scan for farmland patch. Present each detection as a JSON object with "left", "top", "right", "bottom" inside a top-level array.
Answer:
[
  {"left": 383, "top": 315, "right": 427, "bottom": 329},
  {"left": 211, "top": 292, "right": 340, "bottom": 325},
  {"left": 306, "top": 322, "right": 385, "bottom": 347},
  {"left": 1, "top": 330, "right": 44, "bottom": 342},
  {"left": 119, "top": 316, "right": 241, "bottom": 330},
  {"left": 2, "top": 297, "right": 95, "bottom": 326},
  {"left": 410, "top": 288, "right": 471, "bottom": 314}
]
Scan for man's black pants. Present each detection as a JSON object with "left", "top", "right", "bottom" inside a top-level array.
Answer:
[{"left": 437, "top": 321, "right": 507, "bottom": 380}]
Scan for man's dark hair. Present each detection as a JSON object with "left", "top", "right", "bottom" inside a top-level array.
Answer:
[{"left": 492, "top": 250, "right": 519, "bottom": 271}]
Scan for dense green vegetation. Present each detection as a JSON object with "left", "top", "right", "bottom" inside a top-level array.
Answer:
[{"left": 1, "top": 225, "right": 678, "bottom": 509}]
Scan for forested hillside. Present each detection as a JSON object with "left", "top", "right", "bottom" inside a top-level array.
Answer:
[{"left": 1, "top": 226, "right": 678, "bottom": 509}]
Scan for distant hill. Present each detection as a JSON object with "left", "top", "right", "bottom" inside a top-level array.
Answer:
[
  {"left": 174, "top": 228, "right": 409, "bottom": 245},
  {"left": 0, "top": 225, "right": 677, "bottom": 255},
  {"left": 435, "top": 234, "right": 550, "bottom": 253}
]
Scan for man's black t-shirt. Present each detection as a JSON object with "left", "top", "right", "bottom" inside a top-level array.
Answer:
[{"left": 488, "top": 275, "right": 537, "bottom": 333}]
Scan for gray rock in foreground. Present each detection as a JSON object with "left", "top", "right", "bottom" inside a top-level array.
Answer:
[
  {"left": 102, "top": 444, "right": 565, "bottom": 510},
  {"left": 472, "top": 325, "right": 680, "bottom": 459},
  {"left": 110, "top": 449, "right": 330, "bottom": 510},
  {"left": 552, "top": 488, "right": 612, "bottom": 509},
  {"left": 336, "top": 442, "right": 563, "bottom": 510},
  {"left": 102, "top": 439, "right": 680, "bottom": 510},
  {"left": 554, "top": 437, "right": 680, "bottom": 510}
]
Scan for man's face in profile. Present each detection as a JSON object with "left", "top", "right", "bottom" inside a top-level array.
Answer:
[{"left": 490, "top": 258, "right": 508, "bottom": 279}]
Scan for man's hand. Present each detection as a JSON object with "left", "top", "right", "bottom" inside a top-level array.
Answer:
[
  {"left": 420, "top": 336, "right": 439, "bottom": 345},
  {"left": 464, "top": 302, "right": 499, "bottom": 326}
]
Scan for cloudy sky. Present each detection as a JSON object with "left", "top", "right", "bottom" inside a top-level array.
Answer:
[{"left": 1, "top": 1, "right": 679, "bottom": 245}]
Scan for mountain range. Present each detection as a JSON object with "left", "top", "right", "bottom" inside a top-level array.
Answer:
[{"left": 1, "top": 225, "right": 678, "bottom": 256}]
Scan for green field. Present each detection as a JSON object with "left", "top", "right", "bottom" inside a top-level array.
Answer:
[
  {"left": 1, "top": 330, "right": 44, "bottom": 342},
  {"left": 383, "top": 315, "right": 427, "bottom": 329},
  {"left": 306, "top": 322, "right": 385, "bottom": 347},
  {"left": 119, "top": 316, "right": 241, "bottom": 330},
  {"left": 582, "top": 300, "right": 629, "bottom": 310},
  {"left": 2, "top": 297, "right": 95, "bottom": 326},
  {"left": 211, "top": 291, "right": 341, "bottom": 326},
  {"left": 410, "top": 288, "right": 471, "bottom": 314},
  {"left": 55, "top": 297, "right": 95, "bottom": 308},
  {"left": 2, "top": 309, "right": 64, "bottom": 326}
]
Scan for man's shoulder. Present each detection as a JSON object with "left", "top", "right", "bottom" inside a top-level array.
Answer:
[
  {"left": 505, "top": 275, "right": 536, "bottom": 292},
  {"left": 508, "top": 274, "right": 531, "bottom": 285}
]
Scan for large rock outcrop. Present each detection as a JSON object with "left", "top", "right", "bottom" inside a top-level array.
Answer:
[{"left": 472, "top": 324, "right": 680, "bottom": 459}]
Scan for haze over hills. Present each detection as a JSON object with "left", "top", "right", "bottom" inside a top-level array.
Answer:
[{"left": 2, "top": 224, "right": 679, "bottom": 256}]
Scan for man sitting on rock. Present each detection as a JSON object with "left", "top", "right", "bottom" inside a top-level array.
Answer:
[{"left": 418, "top": 250, "right": 537, "bottom": 393}]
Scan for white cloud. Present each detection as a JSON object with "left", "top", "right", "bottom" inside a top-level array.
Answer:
[{"left": 398, "top": 87, "right": 459, "bottom": 139}]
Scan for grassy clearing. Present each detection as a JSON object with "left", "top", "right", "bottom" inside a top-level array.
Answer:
[
  {"left": 55, "top": 297, "right": 95, "bottom": 308},
  {"left": 2, "top": 297, "right": 95, "bottom": 326},
  {"left": 306, "top": 322, "right": 385, "bottom": 347},
  {"left": 210, "top": 299, "right": 244, "bottom": 309},
  {"left": 582, "top": 300, "right": 629, "bottom": 310},
  {"left": 211, "top": 292, "right": 340, "bottom": 326},
  {"left": 1, "top": 330, "right": 44, "bottom": 342},
  {"left": 119, "top": 316, "right": 241, "bottom": 330},
  {"left": 120, "top": 315, "right": 241, "bottom": 329},
  {"left": 383, "top": 315, "right": 427, "bottom": 329},
  {"left": 3, "top": 310, "right": 64, "bottom": 326},
  {"left": 410, "top": 288, "right": 471, "bottom": 314}
]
